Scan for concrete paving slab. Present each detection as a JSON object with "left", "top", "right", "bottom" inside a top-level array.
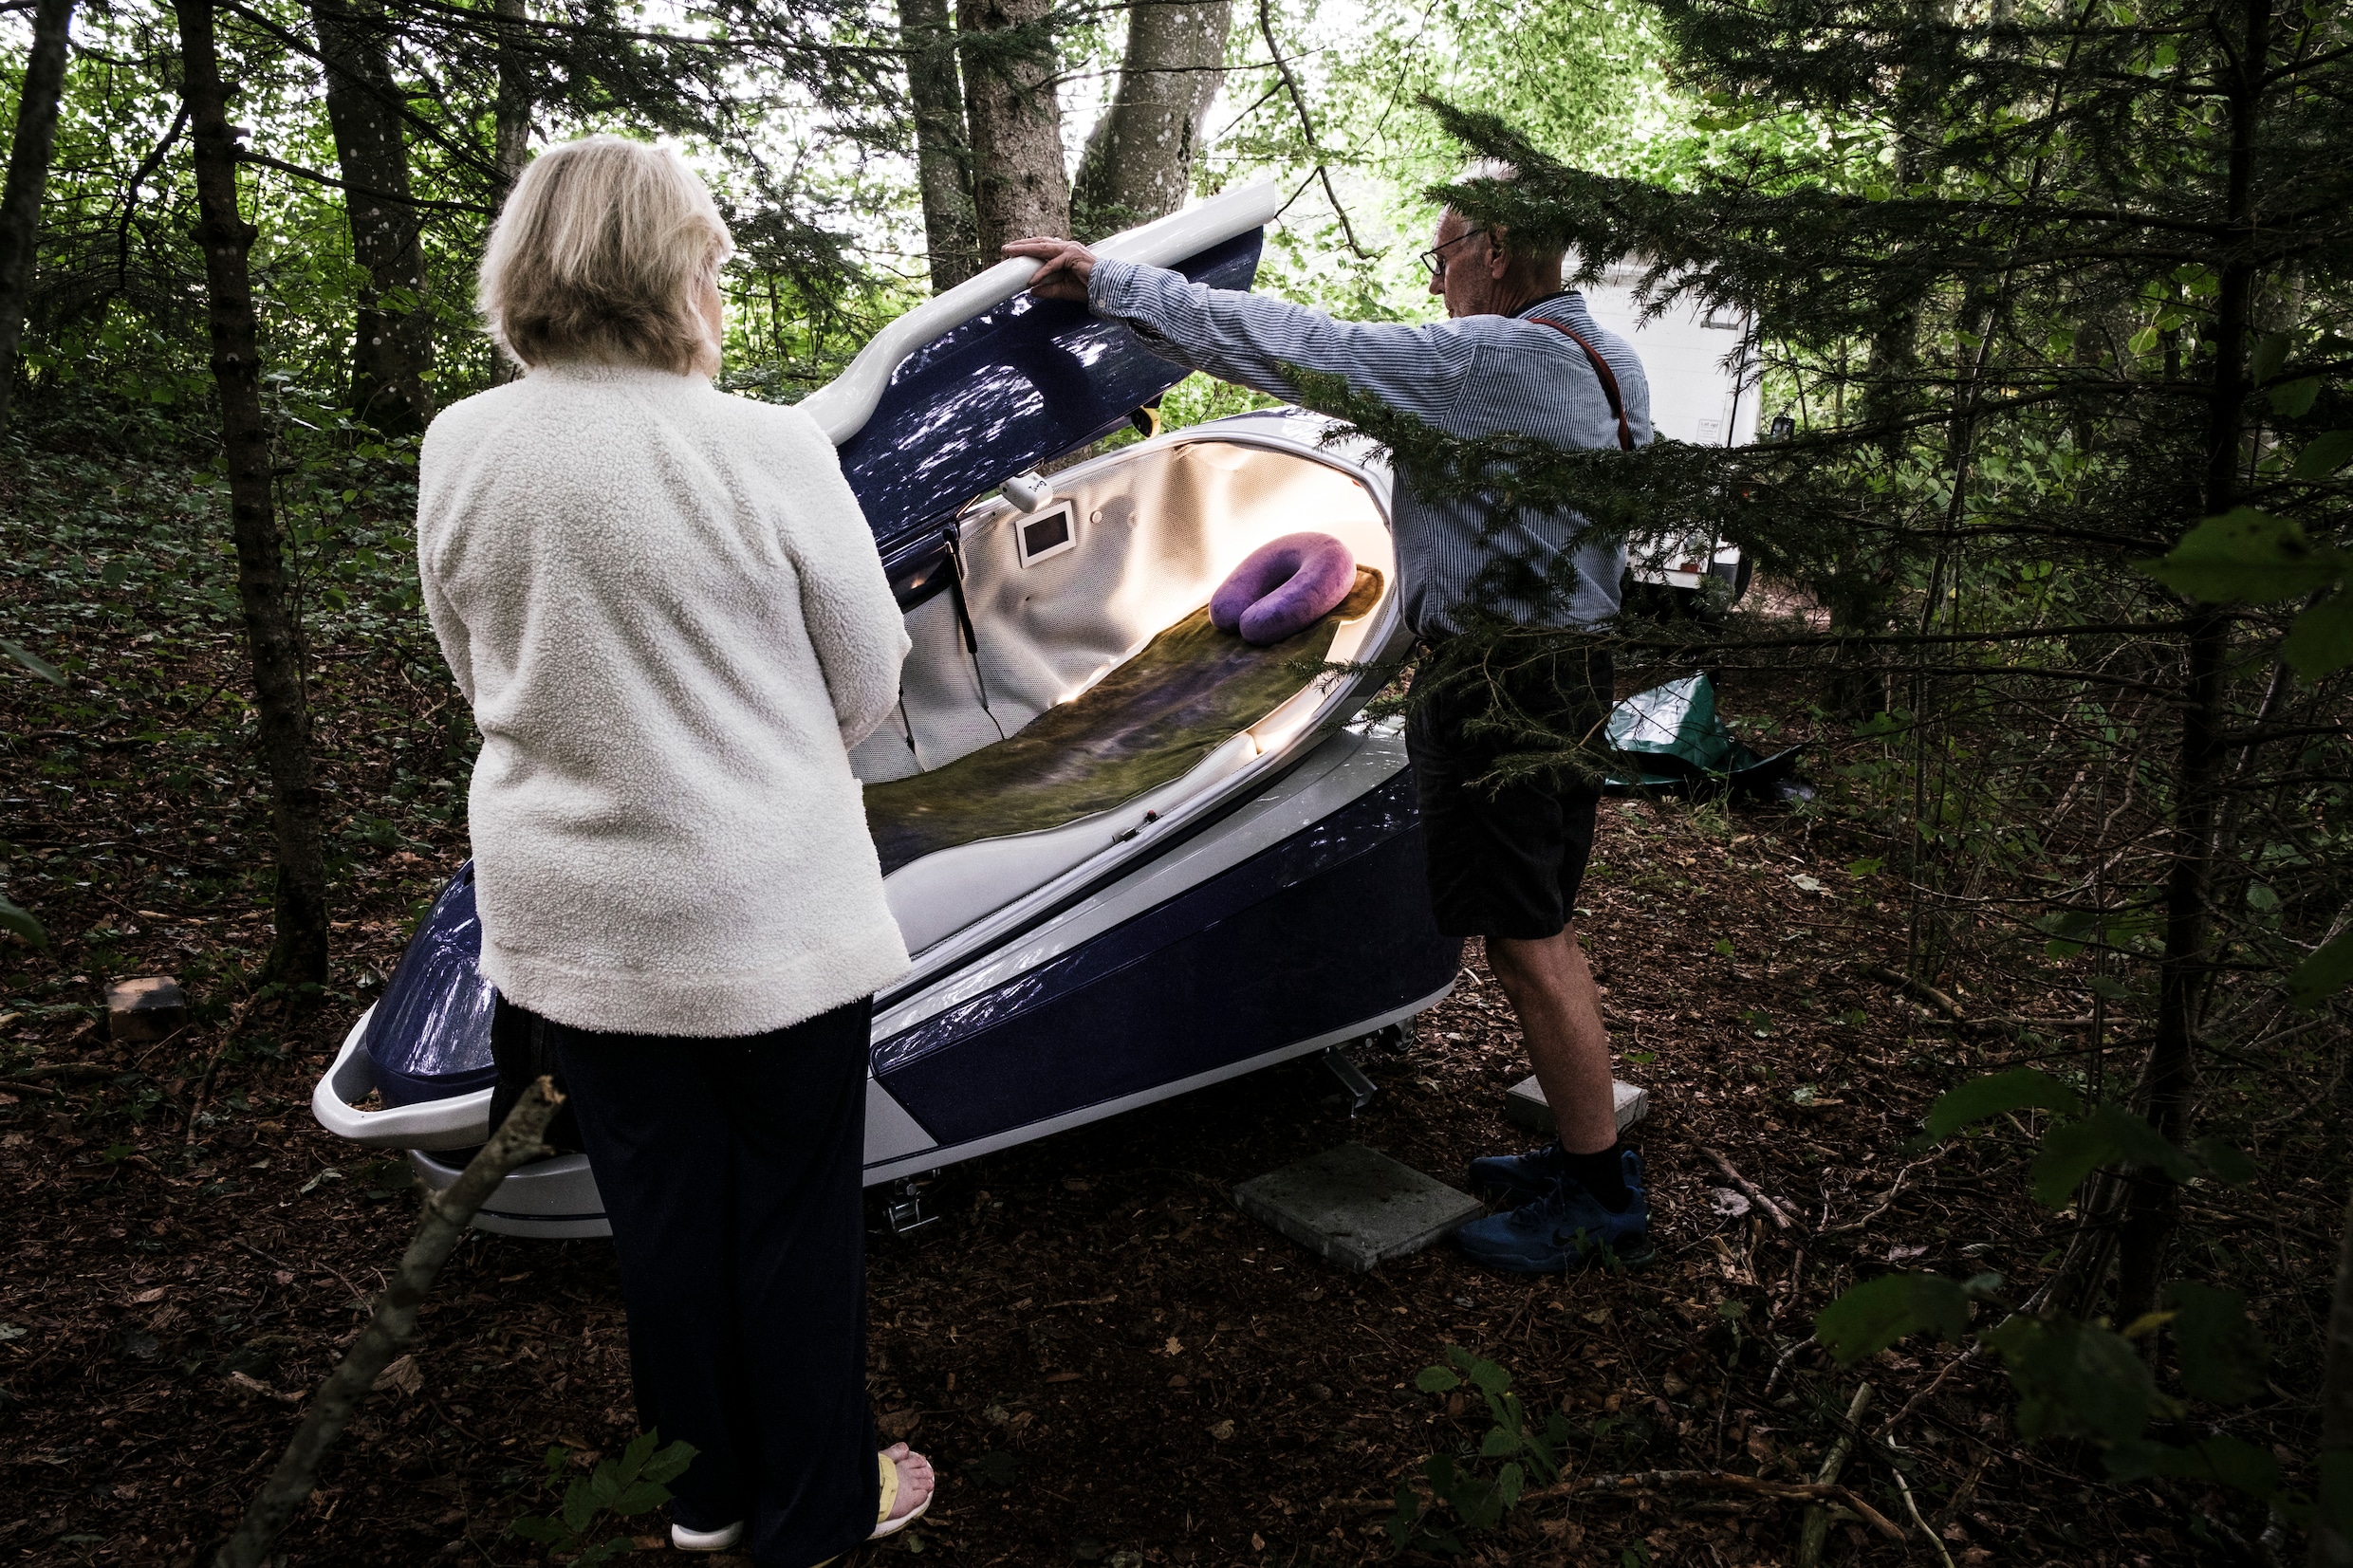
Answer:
[
  {"left": 1232, "top": 1143, "right": 1482, "bottom": 1273},
  {"left": 1504, "top": 1077, "right": 1650, "bottom": 1135}
]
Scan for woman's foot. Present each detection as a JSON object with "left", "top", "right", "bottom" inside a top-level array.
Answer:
[{"left": 875, "top": 1443, "right": 935, "bottom": 1535}]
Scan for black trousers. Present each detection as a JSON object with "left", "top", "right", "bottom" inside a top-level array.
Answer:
[
  {"left": 1405, "top": 647, "right": 1612, "bottom": 941},
  {"left": 495, "top": 994, "right": 880, "bottom": 1568}
]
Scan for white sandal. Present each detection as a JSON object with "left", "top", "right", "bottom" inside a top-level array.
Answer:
[
  {"left": 806, "top": 1446, "right": 936, "bottom": 1565},
  {"left": 671, "top": 1519, "right": 743, "bottom": 1552},
  {"left": 868, "top": 1443, "right": 934, "bottom": 1540}
]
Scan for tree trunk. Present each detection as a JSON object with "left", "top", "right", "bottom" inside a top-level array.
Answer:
[
  {"left": 957, "top": 0, "right": 1068, "bottom": 253},
  {"left": 0, "top": 0, "right": 77, "bottom": 439},
  {"left": 1071, "top": 0, "right": 1231, "bottom": 238},
  {"left": 2114, "top": 0, "right": 2272, "bottom": 1325},
  {"left": 309, "top": 0, "right": 433, "bottom": 432},
  {"left": 173, "top": 0, "right": 332, "bottom": 987},
  {"left": 493, "top": 0, "right": 531, "bottom": 195},
  {"left": 900, "top": 0, "right": 979, "bottom": 290}
]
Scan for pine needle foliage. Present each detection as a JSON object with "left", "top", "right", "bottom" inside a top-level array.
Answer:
[{"left": 1285, "top": 0, "right": 2353, "bottom": 1348}]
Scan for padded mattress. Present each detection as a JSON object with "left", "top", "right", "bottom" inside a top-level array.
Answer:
[{"left": 865, "top": 569, "right": 1382, "bottom": 875}]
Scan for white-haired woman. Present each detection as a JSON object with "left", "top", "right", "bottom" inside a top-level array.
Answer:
[{"left": 417, "top": 135, "right": 933, "bottom": 1564}]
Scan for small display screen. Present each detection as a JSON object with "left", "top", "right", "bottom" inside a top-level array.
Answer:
[{"left": 1022, "top": 512, "right": 1072, "bottom": 559}]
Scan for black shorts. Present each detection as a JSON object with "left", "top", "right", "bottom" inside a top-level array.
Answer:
[{"left": 1405, "top": 647, "right": 1612, "bottom": 941}]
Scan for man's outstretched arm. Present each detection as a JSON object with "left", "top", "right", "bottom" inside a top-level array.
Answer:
[{"left": 1006, "top": 238, "right": 1479, "bottom": 423}]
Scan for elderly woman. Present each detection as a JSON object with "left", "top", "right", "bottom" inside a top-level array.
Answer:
[{"left": 416, "top": 136, "right": 933, "bottom": 1564}]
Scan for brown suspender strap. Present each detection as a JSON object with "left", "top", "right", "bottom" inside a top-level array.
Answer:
[{"left": 1527, "top": 316, "right": 1636, "bottom": 452}]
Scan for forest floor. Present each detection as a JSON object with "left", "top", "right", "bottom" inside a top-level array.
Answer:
[{"left": 2, "top": 442, "right": 2332, "bottom": 1568}]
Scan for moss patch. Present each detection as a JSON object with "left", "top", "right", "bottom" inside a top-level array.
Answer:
[{"left": 866, "top": 569, "right": 1382, "bottom": 874}]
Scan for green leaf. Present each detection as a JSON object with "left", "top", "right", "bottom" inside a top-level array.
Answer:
[
  {"left": 2322, "top": 1447, "right": 2353, "bottom": 1544},
  {"left": 2292, "top": 430, "right": 2353, "bottom": 479},
  {"left": 588, "top": 1459, "right": 622, "bottom": 1507},
  {"left": 561, "top": 1480, "right": 599, "bottom": 1535},
  {"left": 102, "top": 558, "right": 129, "bottom": 588},
  {"left": 2272, "top": 377, "right": 2323, "bottom": 416},
  {"left": 509, "top": 1516, "right": 571, "bottom": 1545},
  {"left": 2284, "top": 592, "right": 2353, "bottom": 678},
  {"left": 609, "top": 1480, "right": 672, "bottom": 1516},
  {"left": 2088, "top": 975, "right": 2129, "bottom": 1001},
  {"left": 1480, "top": 1427, "right": 1523, "bottom": 1458},
  {"left": 639, "top": 1439, "right": 698, "bottom": 1487},
  {"left": 2251, "top": 332, "right": 2293, "bottom": 385},
  {"left": 1814, "top": 1272, "right": 1972, "bottom": 1364},
  {"left": 1714, "top": 937, "right": 1734, "bottom": 957},
  {"left": 1984, "top": 1315, "right": 2162, "bottom": 1444},
  {"left": 2290, "top": 929, "right": 2353, "bottom": 1008},
  {"left": 1923, "top": 1068, "right": 2084, "bottom": 1140},
  {"left": 1415, "top": 1365, "right": 1461, "bottom": 1393},
  {"left": 2147, "top": 1434, "right": 2281, "bottom": 1500},
  {"left": 0, "top": 893, "right": 48, "bottom": 950},
  {"left": 2029, "top": 1105, "right": 2196, "bottom": 1207},
  {"left": 2166, "top": 1282, "right": 2270, "bottom": 1404},
  {"left": 1845, "top": 856, "right": 1883, "bottom": 876},
  {"left": 1466, "top": 1357, "right": 1511, "bottom": 1395},
  {"left": 1385, "top": 1484, "right": 1419, "bottom": 1549},
  {"left": 615, "top": 1430, "right": 657, "bottom": 1487},
  {"left": 2135, "top": 507, "right": 2344, "bottom": 603},
  {"left": 2193, "top": 1136, "right": 2258, "bottom": 1186},
  {"left": 3, "top": 637, "right": 65, "bottom": 684},
  {"left": 575, "top": 1540, "right": 638, "bottom": 1567},
  {"left": 1496, "top": 1461, "right": 1526, "bottom": 1509}
]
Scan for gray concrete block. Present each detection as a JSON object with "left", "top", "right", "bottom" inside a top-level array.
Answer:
[
  {"left": 1503, "top": 1076, "right": 1649, "bottom": 1135},
  {"left": 1232, "top": 1143, "right": 1482, "bottom": 1274}
]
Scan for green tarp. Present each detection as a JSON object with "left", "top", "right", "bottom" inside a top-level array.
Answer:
[
  {"left": 865, "top": 570, "right": 1382, "bottom": 875},
  {"left": 1603, "top": 673, "right": 1806, "bottom": 798}
]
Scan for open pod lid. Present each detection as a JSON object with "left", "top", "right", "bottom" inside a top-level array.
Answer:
[{"left": 810, "top": 185, "right": 1286, "bottom": 560}]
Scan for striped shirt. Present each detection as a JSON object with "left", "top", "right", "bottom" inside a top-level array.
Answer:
[{"left": 1088, "top": 261, "right": 1652, "bottom": 637}]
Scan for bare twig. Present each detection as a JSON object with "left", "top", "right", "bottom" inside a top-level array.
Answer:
[
  {"left": 1797, "top": 1383, "right": 1875, "bottom": 1568},
  {"left": 1822, "top": 1157, "right": 1934, "bottom": 1235},
  {"left": 229, "top": 1236, "right": 367, "bottom": 1309},
  {"left": 1893, "top": 1466, "right": 1955, "bottom": 1568},
  {"left": 183, "top": 988, "right": 265, "bottom": 1144},
  {"left": 1254, "top": 0, "right": 1375, "bottom": 260},
  {"left": 1877, "top": 1346, "right": 1983, "bottom": 1439},
  {"left": 1523, "top": 1468, "right": 1903, "bottom": 1540},
  {"left": 1705, "top": 1146, "right": 1798, "bottom": 1231},
  {"left": 1764, "top": 1334, "right": 1814, "bottom": 1396},
  {"left": 210, "top": 1077, "right": 565, "bottom": 1568}
]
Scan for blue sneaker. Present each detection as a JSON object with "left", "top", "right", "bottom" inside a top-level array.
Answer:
[
  {"left": 1467, "top": 1142, "right": 1571, "bottom": 1206},
  {"left": 1455, "top": 1150, "right": 1654, "bottom": 1274}
]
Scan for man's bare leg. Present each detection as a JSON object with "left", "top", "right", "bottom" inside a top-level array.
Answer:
[{"left": 1486, "top": 926, "right": 1616, "bottom": 1156}]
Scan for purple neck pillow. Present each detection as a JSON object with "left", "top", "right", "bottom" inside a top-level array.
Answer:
[{"left": 1211, "top": 532, "right": 1359, "bottom": 646}]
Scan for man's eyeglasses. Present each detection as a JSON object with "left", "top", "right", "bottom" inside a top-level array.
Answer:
[{"left": 1417, "top": 228, "right": 1488, "bottom": 280}]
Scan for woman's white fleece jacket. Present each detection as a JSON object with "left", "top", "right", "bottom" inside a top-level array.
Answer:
[{"left": 417, "top": 362, "right": 913, "bottom": 1037}]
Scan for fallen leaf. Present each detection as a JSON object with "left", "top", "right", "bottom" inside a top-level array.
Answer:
[
  {"left": 1164, "top": 1336, "right": 1183, "bottom": 1356},
  {"left": 1210, "top": 1419, "right": 1235, "bottom": 1441},
  {"left": 226, "top": 1371, "right": 301, "bottom": 1405},
  {"left": 1886, "top": 1243, "right": 1929, "bottom": 1264},
  {"left": 1709, "top": 1188, "right": 1752, "bottom": 1219},
  {"left": 130, "top": 1285, "right": 166, "bottom": 1304},
  {"left": 372, "top": 1353, "right": 422, "bottom": 1397}
]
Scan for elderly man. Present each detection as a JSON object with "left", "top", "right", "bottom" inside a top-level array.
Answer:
[{"left": 1006, "top": 178, "right": 1655, "bottom": 1276}]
